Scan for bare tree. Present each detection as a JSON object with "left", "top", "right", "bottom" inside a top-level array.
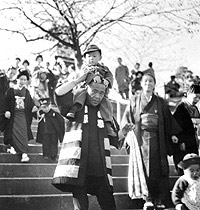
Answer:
[{"left": 0, "top": 0, "right": 200, "bottom": 69}]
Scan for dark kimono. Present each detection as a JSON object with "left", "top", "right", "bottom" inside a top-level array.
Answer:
[
  {"left": 173, "top": 101, "right": 199, "bottom": 173},
  {"left": 0, "top": 75, "right": 9, "bottom": 131},
  {"left": 36, "top": 109, "right": 65, "bottom": 159},
  {"left": 52, "top": 90, "right": 122, "bottom": 194},
  {"left": 121, "top": 92, "right": 182, "bottom": 201},
  {"left": 3, "top": 87, "right": 34, "bottom": 152}
]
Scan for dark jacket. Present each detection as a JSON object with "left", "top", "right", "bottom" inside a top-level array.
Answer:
[
  {"left": 35, "top": 109, "right": 65, "bottom": 143},
  {"left": 52, "top": 91, "right": 121, "bottom": 193}
]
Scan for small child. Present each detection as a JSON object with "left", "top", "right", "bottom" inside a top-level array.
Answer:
[
  {"left": 66, "top": 44, "right": 116, "bottom": 136},
  {"left": 172, "top": 153, "right": 200, "bottom": 210},
  {"left": 35, "top": 98, "right": 65, "bottom": 161}
]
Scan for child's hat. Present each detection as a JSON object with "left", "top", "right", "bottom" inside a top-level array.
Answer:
[
  {"left": 178, "top": 153, "right": 200, "bottom": 169},
  {"left": 83, "top": 44, "right": 102, "bottom": 57},
  {"left": 39, "top": 98, "right": 51, "bottom": 106}
]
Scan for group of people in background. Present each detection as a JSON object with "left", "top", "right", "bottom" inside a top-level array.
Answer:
[
  {"left": 1, "top": 44, "right": 200, "bottom": 210},
  {"left": 115, "top": 58, "right": 155, "bottom": 99}
]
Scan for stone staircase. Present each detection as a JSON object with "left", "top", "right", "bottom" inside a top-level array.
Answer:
[{"left": 0, "top": 119, "right": 177, "bottom": 210}]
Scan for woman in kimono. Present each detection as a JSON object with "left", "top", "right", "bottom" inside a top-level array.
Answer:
[
  {"left": 121, "top": 72, "right": 182, "bottom": 210},
  {"left": 3, "top": 70, "right": 35, "bottom": 162}
]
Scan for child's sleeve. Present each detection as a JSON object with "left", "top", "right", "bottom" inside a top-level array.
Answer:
[
  {"left": 171, "top": 176, "right": 189, "bottom": 206},
  {"left": 104, "top": 66, "right": 113, "bottom": 88}
]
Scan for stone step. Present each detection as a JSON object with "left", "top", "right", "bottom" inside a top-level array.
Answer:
[
  {"left": 0, "top": 193, "right": 147, "bottom": 210},
  {"left": 0, "top": 176, "right": 178, "bottom": 195},
  {"left": 0, "top": 153, "right": 129, "bottom": 164},
  {"left": 0, "top": 162, "right": 177, "bottom": 177},
  {"left": 0, "top": 163, "right": 128, "bottom": 177},
  {"left": 0, "top": 143, "right": 128, "bottom": 154}
]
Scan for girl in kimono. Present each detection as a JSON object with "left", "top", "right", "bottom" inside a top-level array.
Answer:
[
  {"left": 121, "top": 72, "right": 182, "bottom": 210},
  {"left": 3, "top": 70, "right": 35, "bottom": 162}
]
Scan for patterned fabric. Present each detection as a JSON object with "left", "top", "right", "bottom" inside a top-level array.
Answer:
[
  {"left": 126, "top": 130, "right": 148, "bottom": 199},
  {"left": 140, "top": 113, "right": 158, "bottom": 131},
  {"left": 53, "top": 105, "right": 113, "bottom": 186},
  {"left": 182, "top": 176, "right": 200, "bottom": 210}
]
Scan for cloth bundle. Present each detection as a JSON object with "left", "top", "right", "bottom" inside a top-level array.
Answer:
[{"left": 125, "top": 130, "right": 149, "bottom": 199}]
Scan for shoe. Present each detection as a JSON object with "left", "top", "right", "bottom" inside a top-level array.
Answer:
[
  {"left": 155, "top": 203, "right": 165, "bottom": 210},
  {"left": 21, "top": 153, "right": 30, "bottom": 163},
  {"left": 8, "top": 146, "right": 17, "bottom": 154},
  {"left": 143, "top": 201, "right": 155, "bottom": 210}
]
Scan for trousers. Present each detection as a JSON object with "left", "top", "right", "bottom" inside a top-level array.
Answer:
[{"left": 72, "top": 176, "right": 116, "bottom": 210}]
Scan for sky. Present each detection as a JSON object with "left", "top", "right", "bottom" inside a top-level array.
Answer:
[{"left": 0, "top": 30, "right": 200, "bottom": 78}]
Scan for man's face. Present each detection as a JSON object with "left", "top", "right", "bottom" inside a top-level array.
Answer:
[
  {"left": 84, "top": 51, "right": 101, "bottom": 66},
  {"left": 87, "top": 82, "right": 106, "bottom": 106}
]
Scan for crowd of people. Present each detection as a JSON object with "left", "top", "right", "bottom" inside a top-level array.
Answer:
[{"left": 1, "top": 44, "right": 200, "bottom": 210}]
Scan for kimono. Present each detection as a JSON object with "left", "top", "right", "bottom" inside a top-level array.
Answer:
[
  {"left": 3, "top": 87, "right": 34, "bottom": 152},
  {"left": 52, "top": 90, "right": 122, "bottom": 194},
  {"left": 121, "top": 92, "right": 182, "bottom": 201}
]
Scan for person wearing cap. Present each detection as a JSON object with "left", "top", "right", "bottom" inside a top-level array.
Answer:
[
  {"left": 52, "top": 73, "right": 133, "bottom": 210},
  {"left": 165, "top": 75, "right": 181, "bottom": 98},
  {"left": 172, "top": 153, "right": 200, "bottom": 210},
  {"left": 115, "top": 57, "right": 130, "bottom": 99},
  {"left": 172, "top": 84, "right": 200, "bottom": 176},
  {"left": 3, "top": 70, "right": 35, "bottom": 162},
  {"left": 34, "top": 98, "right": 65, "bottom": 161},
  {"left": 66, "top": 44, "right": 116, "bottom": 136},
  {"left": 121, "top": 72, "right": 182, "bottom": 210}
]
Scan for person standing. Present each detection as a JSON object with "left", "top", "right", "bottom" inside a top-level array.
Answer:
[
  {"left": 121, "top": 71, "right": 182, "bottom": 210},
  {"left": 172, "top": 84, "right": 200, "bottom": 175},
  {"left": 35, "top": 98, "right": 65, "bottom": 161},
  {"left": 115, "top": 57, "right": 130, "bottom": 99},
  {"left": 46, "top": 62, "right": 58, "bottom": 105},
  {"left": 3, "top": 70, "right": 35, "bottom": 162},
  {"left": 52, "top": 73, "right": 132, "bottom": 210}
]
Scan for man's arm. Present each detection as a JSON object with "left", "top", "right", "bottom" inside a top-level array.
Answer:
[{"left": 55, "top": 73, "right": 88, "bottom": 116}]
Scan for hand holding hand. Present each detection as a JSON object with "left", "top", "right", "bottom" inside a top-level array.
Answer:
[
  {"left": 103, "top": 79, "right": 109, "bottom": 88},
  {"left": 172, "top": 135, "right": 179, "bottom": 143},
  {"left": 93, "top": 75, "right": 102, "bottom": 83},
  {"left": 122, "top": 123, "right": 135, "bottom": 136},
  {"left": 5, "top": 111, "right": 11, "bottom": 119}
]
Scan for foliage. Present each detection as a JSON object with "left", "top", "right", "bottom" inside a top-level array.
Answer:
[{"left": 0, "top": 0, "right": 200, "bottom": 69}]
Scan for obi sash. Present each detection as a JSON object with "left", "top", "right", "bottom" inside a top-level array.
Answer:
[{"left": 140, "top": 113, "right": 158, "bottom": 132}]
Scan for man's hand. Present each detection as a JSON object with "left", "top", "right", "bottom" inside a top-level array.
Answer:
[
  {"left": 179, "top": 143, "right": 186, "bottom": 151},
  {"left": 5, "top": 111, "right": 11, "bottom": 119},
  {"left": 32, "top": 106, "right": 38, "bottom": 113},
  {"left": 172, "top": 135, "right": 179, "bottom": 143},
  {"left": 122, "top": 123, "right": 135, "bottom": 136},
  {"left": 175, "top": 203, "right": 185, "bottom": 210}
]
